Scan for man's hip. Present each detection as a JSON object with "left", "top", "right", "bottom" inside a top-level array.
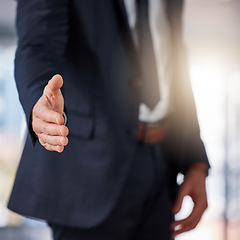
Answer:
[{"left": 48, "top": 143, "right": 174, "bottom": 240}]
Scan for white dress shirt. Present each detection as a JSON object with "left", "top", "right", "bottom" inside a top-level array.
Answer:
[{"left": 124, "top": 0, "right": 172, "bottom": 122}]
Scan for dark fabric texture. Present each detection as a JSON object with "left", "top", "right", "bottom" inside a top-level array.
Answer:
[
  {"left": 8, "top": 0, "right": 209, "bottom": 229},
  {"left": 136, "top": 0, "right": 160, "bottom": 108},
  {"left": 48, "top": 144, "right": 173, "bottom": 240}
]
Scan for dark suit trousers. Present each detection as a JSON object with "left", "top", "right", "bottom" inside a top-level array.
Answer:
[{"left": 48, "top": 143, "right": 174, "bottom": 240}]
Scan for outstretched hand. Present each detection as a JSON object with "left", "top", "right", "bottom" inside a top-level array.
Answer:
[
  {"left": 171, "top": 168, "right": 208, "bottom": 238},
  {"left": 32, "top": 74, "right": 69, "bottom": 153}
]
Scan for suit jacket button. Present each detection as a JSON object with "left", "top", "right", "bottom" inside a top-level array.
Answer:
[{"left": 129, "top": 78, "right": 143, "bottom": 90}]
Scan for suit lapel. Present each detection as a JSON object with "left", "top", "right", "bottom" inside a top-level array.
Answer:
[{"left": 115, "top": 0, "right": 130, "bottom": 30}]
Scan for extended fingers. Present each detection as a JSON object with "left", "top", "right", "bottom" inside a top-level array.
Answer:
[
  {"left": 33, "top": 117, "right": 69, "bottom": 136},
  {"left": 32, "top": 112, "right": 69, "bottom": 152},
  {"left": 38, "top": 133, "right": 68, "bottom": 146},
  {"left": 33, "top": 117, "right": 69, "bottom": 152},
  {"left": 38, "top": 139, "right": 65, "bottom": 153},
  {"left": 31, "top": 74, "right": 66, "bottom": 153},
  {"left": 33, "top": 106, "right": 64, "bottom": 125}
]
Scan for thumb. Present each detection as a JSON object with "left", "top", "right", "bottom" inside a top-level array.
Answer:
[
  {"left": 47, "top": 74, "right": 63, "bottom": 92},
  {"left": 173, "top": 183, "right": 190, "bottom": 214},
  {"left": 43, "top": 74, "right": 64, "bottom": 114}
]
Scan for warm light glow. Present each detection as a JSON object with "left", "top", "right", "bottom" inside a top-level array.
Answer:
[
  {"left": 175, "top": 58, "right": 229, "bottom": 240},
  {"left": 190, "top": 61, "right": 225, "bottom": 107},
  {"left": 189, "top": 60, "right": 226, "bottom": 147}
]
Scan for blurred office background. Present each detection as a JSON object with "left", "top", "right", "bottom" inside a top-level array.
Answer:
[{"left": 0, "top": 0, "right": 240, "bottom": 239}]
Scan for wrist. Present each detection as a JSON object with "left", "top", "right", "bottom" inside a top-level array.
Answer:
[{"left": 187, "top": 162, "right": 210, "bottom": 177}]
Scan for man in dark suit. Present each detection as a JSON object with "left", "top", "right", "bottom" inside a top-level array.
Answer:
[{"left": 8, "top": 0, "right": 210, "bottom": 239}]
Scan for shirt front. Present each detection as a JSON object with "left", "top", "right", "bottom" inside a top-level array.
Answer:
[{"left": 124, "top": 0, "right": 172, "bottom": 122}]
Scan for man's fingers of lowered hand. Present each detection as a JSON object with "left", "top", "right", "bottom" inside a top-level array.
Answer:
[
  {"left": 171, "top": 199, "right": 207, "bottom": 238},
  {"left": 171, "top": 169, "right": 208, "bottom": 238},
  {"left": 172, "top": 183, "right": 190, "bottom": 215}
]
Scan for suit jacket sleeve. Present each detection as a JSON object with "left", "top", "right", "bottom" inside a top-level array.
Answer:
[
  {"left": 165, "top": 0, "right": 210, "bottom": 173},
  {"left": 177, "top": 43, "right": 210, "bottom": 173},
  {"left": 176, "top": 4, "right": 210, "bottom": 173},
  {"left": 14, "top": 0, "right": 69, "bottom": 144}
]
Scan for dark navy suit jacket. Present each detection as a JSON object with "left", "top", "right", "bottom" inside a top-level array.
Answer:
[{"left": 8, "top": 0, "right": 209, "bottom": 228}]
